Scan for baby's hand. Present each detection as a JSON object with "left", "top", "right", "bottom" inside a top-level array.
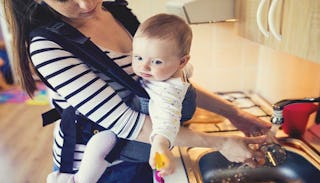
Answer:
[
  {"left": 150, "top": 150, "right": 176, "bottom": 177},
  {"left": 149, "top": 136, "right": 176, "bottom": 177}
]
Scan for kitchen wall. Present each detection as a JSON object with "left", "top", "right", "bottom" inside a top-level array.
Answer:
[
  {"left": 256, "top": 46, "right": 320, "bottom": 103},
  {"left": 189, "top": 22, "right": 320, "bottom": 103},
  {"left": 128, "top": 0, "right": 320, "bottom": 104},
  {"left": 0, "top": 1, "right": 318, "bottom": 104},
  {"left": 188, "top": 23, "right": 260, "bottom": 93},
  {"left": 127, "top": 0, "right": 169, "bottom": 22}
]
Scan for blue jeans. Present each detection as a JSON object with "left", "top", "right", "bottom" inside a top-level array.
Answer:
[
  {"left": 53, "top": 162, "right": 153, "bottom": 183},
  {"left": 98, "top": 162, "right": 152, "bottom": 183}
]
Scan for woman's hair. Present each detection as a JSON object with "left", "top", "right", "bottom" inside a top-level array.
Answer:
[
  {"left": 134, "top": 13, "right": 193, "bottom": 58},
  {"left": 3, "top": 0, "right": 58, "bottom": 96}
]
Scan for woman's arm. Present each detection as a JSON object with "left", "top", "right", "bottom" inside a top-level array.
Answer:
[
  {"left": 136, "top": 115, "right": 266, "bottom": 164},
  {"left": 135, "top": 81, "right": 270, "bottom": 164},
  {"left": 191, "top": 81, "right": 272, "bottom": 136}
]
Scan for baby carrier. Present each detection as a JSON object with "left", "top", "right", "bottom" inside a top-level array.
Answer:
[
  {"left": 30, "top": 0, "right": 197, "bottom": 174},
  {"left": 30, "top": 0, "right": 152, "bottom": 173}
]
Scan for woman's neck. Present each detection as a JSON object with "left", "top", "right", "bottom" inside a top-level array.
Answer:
[
  {"left": 63, "top": 6, "right": 105, "bottom": 29},
  {"left": 64, "top": 9, "right": 132, "bottom": 54}
]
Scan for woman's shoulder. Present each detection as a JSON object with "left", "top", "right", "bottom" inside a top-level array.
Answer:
[
  {"left": 30, "top": 21, "right": 65, "bottom": 40},
  {"left": 30, "top": 20, "right": 88, "bottom": 47}
]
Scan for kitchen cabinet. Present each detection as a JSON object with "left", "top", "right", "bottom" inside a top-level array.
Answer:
[
  {"left": 236, "top": 0, "right": 267, "bottom": 44},
  {"left": 236, "top": 0, "right": 320, "bottom": 63}
]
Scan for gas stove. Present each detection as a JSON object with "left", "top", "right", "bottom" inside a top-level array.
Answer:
[
  {"left": 186, "top": 91, "right": 320, "bottom": 154},
  {"left": 176, "top": 92, "right": 320, "bottom": 183},
  {"left": 185, "top": 91, "right": 273, "bottom": 133}
]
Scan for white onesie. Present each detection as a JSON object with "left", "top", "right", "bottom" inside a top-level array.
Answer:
[{"left": 141, "top": 78, "right": 190, "bottom": 147}]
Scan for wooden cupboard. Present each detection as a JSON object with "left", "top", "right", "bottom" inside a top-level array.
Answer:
[{"left": 236, "top": 0, "right": 320, "bottom": 63}]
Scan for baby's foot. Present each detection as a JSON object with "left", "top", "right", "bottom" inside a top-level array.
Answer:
[{"left": 47, "top": 171, "right": 75, "bottom": 183}]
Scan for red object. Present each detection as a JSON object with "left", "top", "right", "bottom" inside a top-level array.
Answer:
[
  {"left": 282, "top": 103, "right": 318, "bottom": 138},
  {"left": 155, "top": 170, "right": 164, "bottom": 183},
  {"left": 309, "top": 124, "right": 320, "bottom": 138}
]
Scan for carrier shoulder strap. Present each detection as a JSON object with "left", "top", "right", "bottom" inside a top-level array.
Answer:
[
  {"left": 32, "top": 1, "right": 149, "bottom": 126},
  {"left": 31, "top": 24, "right": 149, "bottom": 99},
  {"left": 31, "top": 0, "right": 148, "bottom": 98}
]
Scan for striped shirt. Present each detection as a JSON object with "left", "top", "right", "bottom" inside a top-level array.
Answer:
[{"left": 30, "top": 36, "right": 146, "bottom": 170}]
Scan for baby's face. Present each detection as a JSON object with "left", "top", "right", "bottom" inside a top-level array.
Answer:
[{"left": 132, "top": 37, "right": 182, "bottom": 81}]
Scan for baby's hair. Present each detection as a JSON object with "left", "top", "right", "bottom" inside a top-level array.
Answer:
[{"left": 135, "top": 13, "right": 192, "bottom": 58}]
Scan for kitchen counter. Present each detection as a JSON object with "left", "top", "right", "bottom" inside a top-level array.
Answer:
[
  {"left": 163, "top": 130, "right": 320, "bottom": 183},
  {"left": 159, "top": 91, "right": 320, "bottom": 182},
  {"left": 161, "top": 91, "right": 273, "bottom": 183},
  {"left": 162, "top": 147, "right": 189, "bottom": 183}
]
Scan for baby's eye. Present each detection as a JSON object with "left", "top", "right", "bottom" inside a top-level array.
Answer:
[
  {"left": 134, "top": 56, "right": 143, "bottom": 61},
  {"left": 56, "top": 0, "right": 68, "bottom": 2},
  {"left": 152, "top": 59, "right": 163, "bottom": 65}
]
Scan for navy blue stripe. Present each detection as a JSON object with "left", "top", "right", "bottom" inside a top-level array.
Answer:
[
  {"left": 31, "top": 37, "right": 50, "bottom": 43},
  {"left": 74, "top": 149, "right": 83, "bottom": 153},
  {"left": 52, "top": 98, "right": 66, "bottom": 103},
  {"left": 30, "top": 47, "right": 64, "bottom": 56},
  {"left": 54, "top": 139, "right": 62, "bottom": 149},
  {"left": 30, "top": 36, "right": 59, "bottom": 44},
  {"left": 96, "top": 100, "right": 124, "bottom": 124},
  {"left": 53, "top": 148, "right": 61, "bottom": 158},
  {"left": 58, "top": 129, "right": 64, "bottom": 138},
  {"left": 35, "top": 56, "right": 78, "bottom": 69},
  {"left": 74, "top": 84, "right": 108, "bottom": 109},
  {"left": 53, "top": 152, "right": 61, "bottom": 166},
  {"left": 73, "top": 157, "right": 82, "bottom": 162},
  {"left": 45, "top": 63, "right": 82, "bottom": 80},
  {"left": 117, "top": 109, "right": 131, "bottom": 135},
  {"left": 112, "top": 55, "right": 128, "bottom": 60},
  {"left": 85, "top": 92, "right": 117, "bottom": 116},
  {"left": 102, "top": 113, "right": 123, "bottom": 130},
  {"left": 64, "top": 77, "right": 100, "bottom": 99},
  {"left": 120, "top": 63, "right": 131, "bottom": 68},
  {"left": 126, "top": 112, "right": 141, "bottom": 138},
  {"left": 53, "top": 70, "right": 91, "bottom": 90}
]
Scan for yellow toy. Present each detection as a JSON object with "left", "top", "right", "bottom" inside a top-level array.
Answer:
[{"left": 154, "top": 152, "right": 169, "bottom": 183}]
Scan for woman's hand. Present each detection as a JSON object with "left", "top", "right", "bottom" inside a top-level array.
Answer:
[
  {"left": 149, "top": 135, "right": 176, "bottom": 177},
  {"left": 218, "top": 135, "right": 267, "bottom": 167},
  {"left": 228, "top": 110, "right": 272, "bottom": 136}
]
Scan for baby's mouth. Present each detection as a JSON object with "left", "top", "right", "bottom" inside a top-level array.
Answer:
[{"left": 140, "top": 73, "right": 152, "bottom": 78}]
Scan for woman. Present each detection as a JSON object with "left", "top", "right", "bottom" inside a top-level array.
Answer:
[{"left": 4, "top": 0, "right": 271, "bottom": 182}]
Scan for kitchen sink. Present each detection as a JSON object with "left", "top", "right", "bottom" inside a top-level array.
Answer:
[{"left": 180, "top": 135, "right": 320, "bottom": 183}]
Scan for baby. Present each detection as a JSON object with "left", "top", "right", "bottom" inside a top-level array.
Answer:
[{"left": 47, "top": 13, "right": 194, "bottom": 183}]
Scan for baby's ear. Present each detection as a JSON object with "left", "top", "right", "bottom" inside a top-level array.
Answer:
[{"left": 179, "top": 55, "right": 190, "bottom": 68}]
